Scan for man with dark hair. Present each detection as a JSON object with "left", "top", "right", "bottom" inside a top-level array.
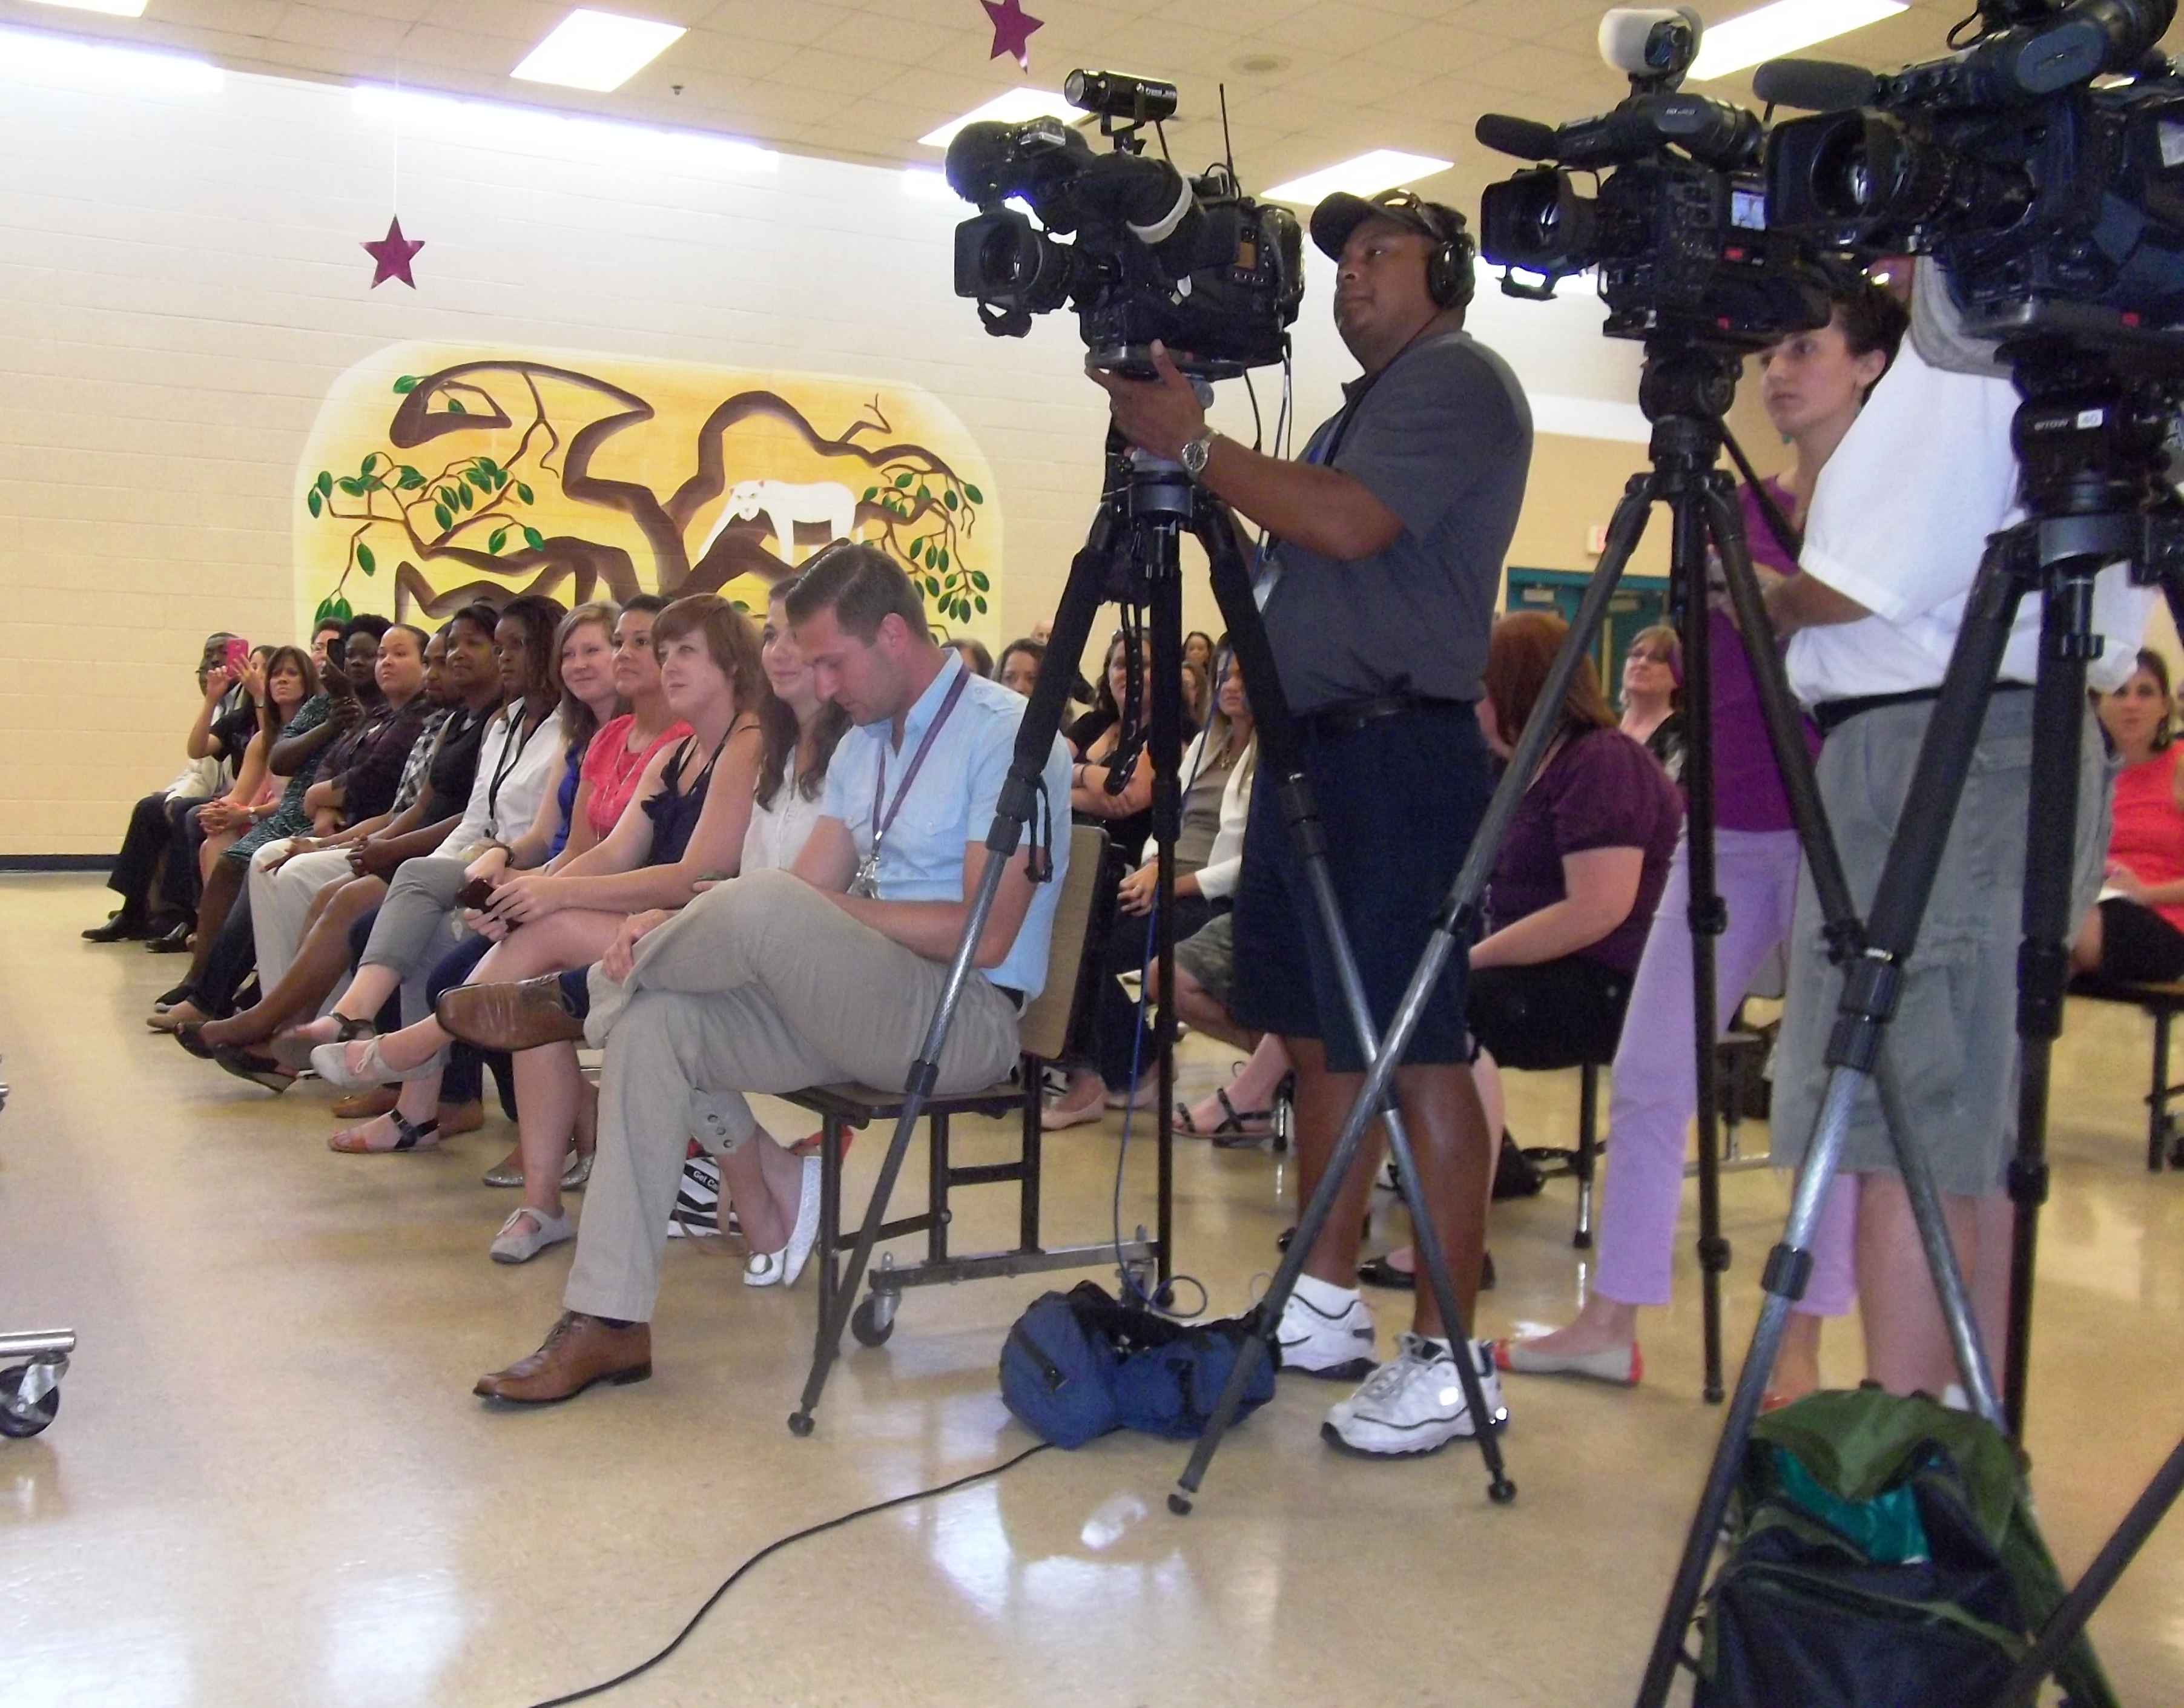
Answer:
[
  {"left": 470, "top": 544, "right": 1073, "bottom": 1402},
  {"left": 310, "top": 617, "right": 345, "bottom": 670},
  {"left": 1095, "top": 189, "right": 1534, "bottom": 1456}
]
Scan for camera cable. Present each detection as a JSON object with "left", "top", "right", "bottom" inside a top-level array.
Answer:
[{"left": 518, "top": 1443, "right": 1053, "bottom": 1707}]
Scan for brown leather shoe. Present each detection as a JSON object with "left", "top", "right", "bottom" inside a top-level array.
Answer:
[
  {"left": 474, "top": 1311, "right": 651, "bottom": 1405},
  {"left": 437, "top": 975, "right": 586, "bottom": 1052}
]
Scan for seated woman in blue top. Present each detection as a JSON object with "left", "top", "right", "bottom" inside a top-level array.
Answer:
[
  {"left": 1370, "top": 611, "right": 1683, "bottom": 1287},
  {"left": 306, "top": 596, "right": 771, "bottom": 1176}
]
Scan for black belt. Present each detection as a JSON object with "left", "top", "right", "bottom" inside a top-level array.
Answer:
[
  {"left": 1811, "top": 681, "right": 2030, "bottom": 737},
  {"left": 1301, "top": 692, "right": 1470, "bottom": 740}
]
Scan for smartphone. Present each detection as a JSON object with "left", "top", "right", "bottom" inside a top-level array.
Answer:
[
  {"left": 322, "top": 657, "right": 357, "bottom": 700},
  {"left": 223, "top": 637, "right": 249, "bottom": 678},
  {"left": 454, "top": 877, "right": 497, "bottom": 911}
]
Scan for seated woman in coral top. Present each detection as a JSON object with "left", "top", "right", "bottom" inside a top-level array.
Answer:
[{"left": 2074, "top": 648, "right": 2184, "bottom": 984}]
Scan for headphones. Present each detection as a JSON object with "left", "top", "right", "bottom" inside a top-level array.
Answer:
[{"left": 1364, "top": 190, "right": 1476, "bottom": 311}]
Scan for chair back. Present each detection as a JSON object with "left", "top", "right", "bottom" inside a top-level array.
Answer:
[{"left": 1017, "top": 824, "right": 1107, "bottom": 1064}]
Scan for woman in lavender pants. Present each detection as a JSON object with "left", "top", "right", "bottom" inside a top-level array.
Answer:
[{"left": 1496, "top": 280, "right": 1909, "bottom": 1398}]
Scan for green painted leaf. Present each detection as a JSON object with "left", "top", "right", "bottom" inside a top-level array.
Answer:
[
  {"left": 963, "top": 483, "right": 983, "bottom": 504},
  {"left": 447, "top": 398, "right": 466, "bottom": 415},
  {"left": 515, "top": 483, "right": 535, "bottom": 504},
  {"left": 434, "top": 503, "right": 452, "bottom": 531},
  {"left": 924, "top": 576, "right": 940, "bottom": 596},
  {"left": 937, "top": 549, "right": 949, "bottom": 572},
  {"left": 397, "top": 467, "right": 425, "bottom": 489},
  {"left": 476, "top": 457, "right": 500, "bottom": 476},
  {"left": 306, "top": 489, "right": 322, "bottom": 517},
  {"left": 944, "top": 489, "right": 958, "bottom": 510},
  {"left": 489, "top": 527, "right": 508, "bottom": 553},
  {"left": 974, "top": 595, "right": 987, "bottom": 614},
  {"left": 861, "top": 486, "right": 878, "bottom": 502},
  {"left": 356, "top": 542, "right": 375, "bottom": 575},
  {"left": 916, "top": 484, "right": 931, "bottom": 501},
  {"left": 971, "top": 570, "right": 989, "bottom": 590},
  {"left": 315, "top": 470, "right": 334, "bottom": 497},
  {"left": 523, "top": 526, "right": 546, "bottom": 552},
  {"left": 392, "top": 375, "right": 418, "bottom": 394},
  {"left": 893, "top": 472, "right": 913, "bottom": 489},
  {"left": 336, "top": 476, "right": 364, "bottom": 496},
  {"left": 361, "top": 452, "right": 380, "bottom": 474}
]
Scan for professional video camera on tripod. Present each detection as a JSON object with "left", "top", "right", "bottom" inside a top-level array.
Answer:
[{"left": 793, "top": 73, "right": 1514, "bottom": 1501}]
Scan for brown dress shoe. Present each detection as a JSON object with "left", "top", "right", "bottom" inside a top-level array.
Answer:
[
  {"left": 474, "top": 1311, "right": 651, "bottom": 1405},
  {"left": 437, "top": 975, "right": 586, "bottom": 1052}
]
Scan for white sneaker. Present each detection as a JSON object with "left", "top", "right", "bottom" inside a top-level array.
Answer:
[
  {"left": 1274, "top": 1287, "right": 1377, "bottom": 1381},
  {"left": 1323, "top": 1333, "right": 1508, "bottom": 1457}
]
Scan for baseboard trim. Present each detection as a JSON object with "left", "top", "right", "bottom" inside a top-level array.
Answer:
[{"left": 0, "top": 856, "right": 113, "bottom": 872}]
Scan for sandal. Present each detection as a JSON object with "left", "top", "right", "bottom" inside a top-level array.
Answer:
[
  {"left": 214, "top": 1046, "right": 295, "bottom": 1094},
  {"left": 328, "top": 1112, "right": 441, "bottom": 1155},
  {"left": 274, "top": 1015, "right": 374, "bottom": 1075},
  {"left": 171, "top": 1021, "right": 217, "bottom": 1061},
  {"left": 332, "top": 1086, "right": 400, "bottom": 1121},
  {"left": 1175, "top": 1087, "right": 1276, "bottom": 1143}
]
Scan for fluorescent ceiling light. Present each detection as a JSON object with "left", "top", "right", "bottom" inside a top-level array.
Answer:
[
  {"left": 1265, "top": 149, "right": 1452, "bottom": 206},
  {"left": 1688, "top": 0, "right": 1908, "bottom": 81},
  {"left": 919, "top": 88, "right": 1076, "bottom": 150},
  {"left": 354, "top": 85, "right": 774, "bottom": 175},
  {"left": 0, "top": 24, "right": 221, "bottom": 92},
  {"left": 512, "top": 8, "right": 685, "bottom": 93},
  {"left": 24, "top": 0, "right": 147, "bottom": 16}
]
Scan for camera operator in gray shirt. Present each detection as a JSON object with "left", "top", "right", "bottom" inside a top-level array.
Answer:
[{"left": 1095, "top": 188, "right": 1533, "bottom": 1459}]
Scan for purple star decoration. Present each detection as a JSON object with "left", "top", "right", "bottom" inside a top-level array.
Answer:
[
  {"left": 363, "top": 217, "right": 425, "bottom": 289},
  {"left": 982, "top": 0, "right": 1043, "bottom": 70}
]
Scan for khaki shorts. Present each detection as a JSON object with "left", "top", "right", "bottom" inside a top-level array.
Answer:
[
  {"left": 1770, "top": 691, "right": 2109, "bottom": 1197},
  {"left": 1173, "top": 909, "right": 1235, "bottom": 1014}
]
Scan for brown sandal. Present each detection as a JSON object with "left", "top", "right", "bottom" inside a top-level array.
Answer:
[{"left": 328, "top": 1112, "right": 440, "bottom": 1155}]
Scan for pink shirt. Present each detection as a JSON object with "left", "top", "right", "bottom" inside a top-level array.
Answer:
[
  {"left": 2110, "top": 747, "right": 2184, "bottom": 933},
  {"left": 580, "top": 714, "right": 690, "bottom": 840}
]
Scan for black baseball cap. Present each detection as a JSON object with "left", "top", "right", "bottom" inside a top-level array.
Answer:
[{"left": 1309, "top": 188, "right": 1467, "bottom": 261}]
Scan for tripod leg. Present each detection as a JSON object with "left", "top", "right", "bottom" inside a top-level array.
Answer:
[
  {"left": 788, "top": 505, "right": 1120, "bottom": 1436},
  {"left": 2002, "top": 564, "right": 2099, "bottom": 1435},
  {"left": 1169, "top": 476, "right": 1659, "bottom": 1512},
  {"left": 1145, "top": 561, "right": 1185, "bottom": 1290},
  {"left": 1672, "top": 484, "right": 1729, "bottom": 1405},
  {"left": 1637, "top": 528, "right": 2030, "bottom": 1708}
]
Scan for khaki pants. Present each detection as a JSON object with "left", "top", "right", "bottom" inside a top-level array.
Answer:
[
  {"left": 563, "top": 869, "right": 1024, "bottom": 1324},
  {"left": 248, "top": 845, "right": 352, "bottom": 989}
]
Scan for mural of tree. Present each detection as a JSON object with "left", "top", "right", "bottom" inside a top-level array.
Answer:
[{"left": 303, "top": 360, "right": 991, "bottom": 629}]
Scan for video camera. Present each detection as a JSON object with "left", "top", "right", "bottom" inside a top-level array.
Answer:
[
  {"left": 946, "top": 70, "right": 1304, "bottom": 378},
  {"left": 1475, "top": 7, "right": 1833, "bottom": 349},
  {"left": 1760, "top": 0, "right": 2184, "bottom": 359}
]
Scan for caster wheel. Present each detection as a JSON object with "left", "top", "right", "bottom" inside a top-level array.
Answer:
[
  {"left": 851, "top": 1293, "right": 897, "bottom": 1347},
  {"left": 1167, "top": 1491, "right": 1194, "bottom": 1517},
  {"left": 787, "top": 1411, "right": 814, "bottom": 1437},
  {"left": 1488, "top": 1478, "right": 1517, "bottom": 1506},
  {"left": 0, "top": 1365, "right": 61, "bottom": 1439}
]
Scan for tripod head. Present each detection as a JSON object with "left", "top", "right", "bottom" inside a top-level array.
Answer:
[{"left": 2003, "top": 337, "right": 2184, "bottom": 520}]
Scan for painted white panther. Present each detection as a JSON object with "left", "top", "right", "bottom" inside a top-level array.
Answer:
[{"left": 696, "top": 478, "right": 858, "bottom": 565}]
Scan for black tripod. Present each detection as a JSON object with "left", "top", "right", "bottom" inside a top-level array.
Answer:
[
  {"left": 1167, "top": 326, "right": 1992, "bottom": 1503},
  {"left": 789, "top": 430, "right": 1508, "bottom": 1478},
  {"left": 1635, "top": 339, "right": 2184, "bottom": 1708}
]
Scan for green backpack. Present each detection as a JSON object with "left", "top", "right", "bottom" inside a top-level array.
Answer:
[{"left": 1695, "top": 1387, "right": 2114, "bottom": 1708}]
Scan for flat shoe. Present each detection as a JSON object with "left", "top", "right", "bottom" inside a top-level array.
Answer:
[
  {"left": 328, "top": 1112, "right": 441, "bottom": 1155},
  {"left": 435, "top": 975, "right": 586, "bottom": 1052},
  {"left": 1491, "top": 1337, "right": 1642, "bottom": 1387},
  {"left": 147, "top": 922, "right": 193, "bottom": 953},
  {"left": 147, "top": 1001, "right": 204, "bottom": 1034},
  {"left": 483, "top": 1147, "right": 526, "bottom": 1188},
  {"left": 474, "top": 1311, "right": 650, "bottom": 1405},
  {"left": 490, "top": 1206, "right": 574, "bottom": 1265},
  {"left": 745, "top": 1155, "right": 823, "bottom": 1288},
  {"left": 561, "top": 1150, "right": 593, "bottom": 1191},
  {"left": 1358, "top": 1250, "right": 1496, "bottom": 1291},
  {"left": 1041, "top": 1091, "right": 1106, "bottom": 1132},
  {"left": 214, "top": 1046, "right": 295, "bottom": 1094},
  {"left": 311, "top": 1034, "right": 443, "bottom": 1092},
  {"left": 273, "top": 1015, "right": 373, "bottom": 1074}
]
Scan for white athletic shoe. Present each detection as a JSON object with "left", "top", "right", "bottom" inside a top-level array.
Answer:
[
  {"left": 1274, "top": 1287, "right": 1378, "bottom": 1381},
  {"left": 1323, "top": 1333, "right": 1508, "bottom": 1457}
]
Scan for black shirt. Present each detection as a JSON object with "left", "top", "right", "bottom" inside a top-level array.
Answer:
[{"left": 418, "top": 705, "right": 491, "bottom": 825}]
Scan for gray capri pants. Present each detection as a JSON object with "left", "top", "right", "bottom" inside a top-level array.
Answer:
[{"left": 358, "top": 851, "right": 474, "bottom": 1026}]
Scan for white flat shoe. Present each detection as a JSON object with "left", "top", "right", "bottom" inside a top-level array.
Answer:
[
  {"left": 489, "top": 1206, "right": 573, "bottom": 1265},
  {"left": 744, "top": 1155, "right": 823, "bottom": 1288},
  {"left": 310, "top": 1035, "right": 443, "bottom": 1092}
]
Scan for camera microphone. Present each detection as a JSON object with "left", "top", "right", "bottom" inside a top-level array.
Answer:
[
  {"left": 1476, "top": 113, "right": 1561, "bottom": 160},
  {"left": 1598, "top": 7, "right": 1704, "bottom": 80},
  {"left": 1751, "top": 58, "right": 1884, "bottom": 112}
]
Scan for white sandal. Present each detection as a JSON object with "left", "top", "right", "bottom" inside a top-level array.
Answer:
[{"left": 489, "top": 1206, "right": 573, "bottom": 1265}]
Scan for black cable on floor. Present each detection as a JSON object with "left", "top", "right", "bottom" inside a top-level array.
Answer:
[{"left": 520, "top": 1442, "right": 1052, "bottom": 1707}]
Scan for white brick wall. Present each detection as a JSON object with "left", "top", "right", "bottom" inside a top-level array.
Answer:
[{"left": 0, "top": 46, "right": 1667, "bottom": 854}]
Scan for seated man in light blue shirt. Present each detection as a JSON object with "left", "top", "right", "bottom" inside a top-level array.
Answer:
[{"left": 475, "top": 544, "right": 1072, "bottom": 1404}]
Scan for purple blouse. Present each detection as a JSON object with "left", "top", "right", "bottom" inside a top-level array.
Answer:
[{"left": 1707, "top": 478, "right": 1821, "bottom": 833}]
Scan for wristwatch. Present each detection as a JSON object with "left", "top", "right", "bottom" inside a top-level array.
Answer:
[{"left": 1179, "top": 426, "right": 1218, "bottom": 480}]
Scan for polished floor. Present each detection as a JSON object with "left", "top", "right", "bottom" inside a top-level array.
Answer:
[{"left": 3, "top": 872, "right": 2183, "bottom": 1707}]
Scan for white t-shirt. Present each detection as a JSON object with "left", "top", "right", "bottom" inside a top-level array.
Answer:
[
  {"left": 1787, "top": 335, "right": 2149, "bottom": 705},
  {"left": 445, "top": 704, "right": 566, "bottom": 857},
  {"left": 742, "top": 765, "right": 825, "bottom": 875}
]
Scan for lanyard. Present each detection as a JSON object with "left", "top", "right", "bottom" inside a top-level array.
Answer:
[
  {"left": 486, "top": 705, "right": 550, "bottom": 825},
  {"left": 866, "top": 668, "right": 971, "bottom": 867}
]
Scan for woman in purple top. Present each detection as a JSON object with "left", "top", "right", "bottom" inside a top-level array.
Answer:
[{"left": 1496, "top": 280, "right": 1909, "bottom": 1397}]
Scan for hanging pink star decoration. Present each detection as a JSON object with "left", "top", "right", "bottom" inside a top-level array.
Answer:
[
  {"left": 362, "top": 217, "right": 425, "bottom": 289},
  {"left": 982, "top": 0, "right": 1043, "bottom": 71}
]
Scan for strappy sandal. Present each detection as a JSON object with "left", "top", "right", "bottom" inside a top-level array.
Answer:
[
  {"left": 213, "top": 1046, "right": 295, "bottom": 1094},
  {"left": 328, "top": 1112, "right": 441, "bottom": 1154},
  {"left": 1175, "top": 1087, "right": 1276, "bottom": 1147},
  {"left": 171, "top": 1021, "right": 217, "bottom": 1061},
  {"left": 274, "top": 1015, "right": 374, "bottom": 1075}
]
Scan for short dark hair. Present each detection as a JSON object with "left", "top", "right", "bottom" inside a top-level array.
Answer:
[
  {"left": 449, "top": 602, "right": 503, "bottom": 644},
  {"left": 784, "top": 542, "right": 926, "bottom": 642},
  {"left": 386, "top": 622, "right": 431, "bottom": 653},
  {"left": 622, "top": 592, "right": 671, "bottom": 617},
  {"left": 311, "top": 618, "right": 345, "bottom": 638},
  {"left": 341, "top": 613, "right": 392, "bottom": 648},
  {"left": 997, "top": 637, "right": 1045, "bottom": 675},
  {"left": 1835, "top": 279, "right": 1909, "bottom": 400}
]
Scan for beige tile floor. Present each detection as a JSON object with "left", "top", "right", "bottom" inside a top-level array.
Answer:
[{"left": 3, "top": 872, "right": 2183, "bottom": 1707}]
